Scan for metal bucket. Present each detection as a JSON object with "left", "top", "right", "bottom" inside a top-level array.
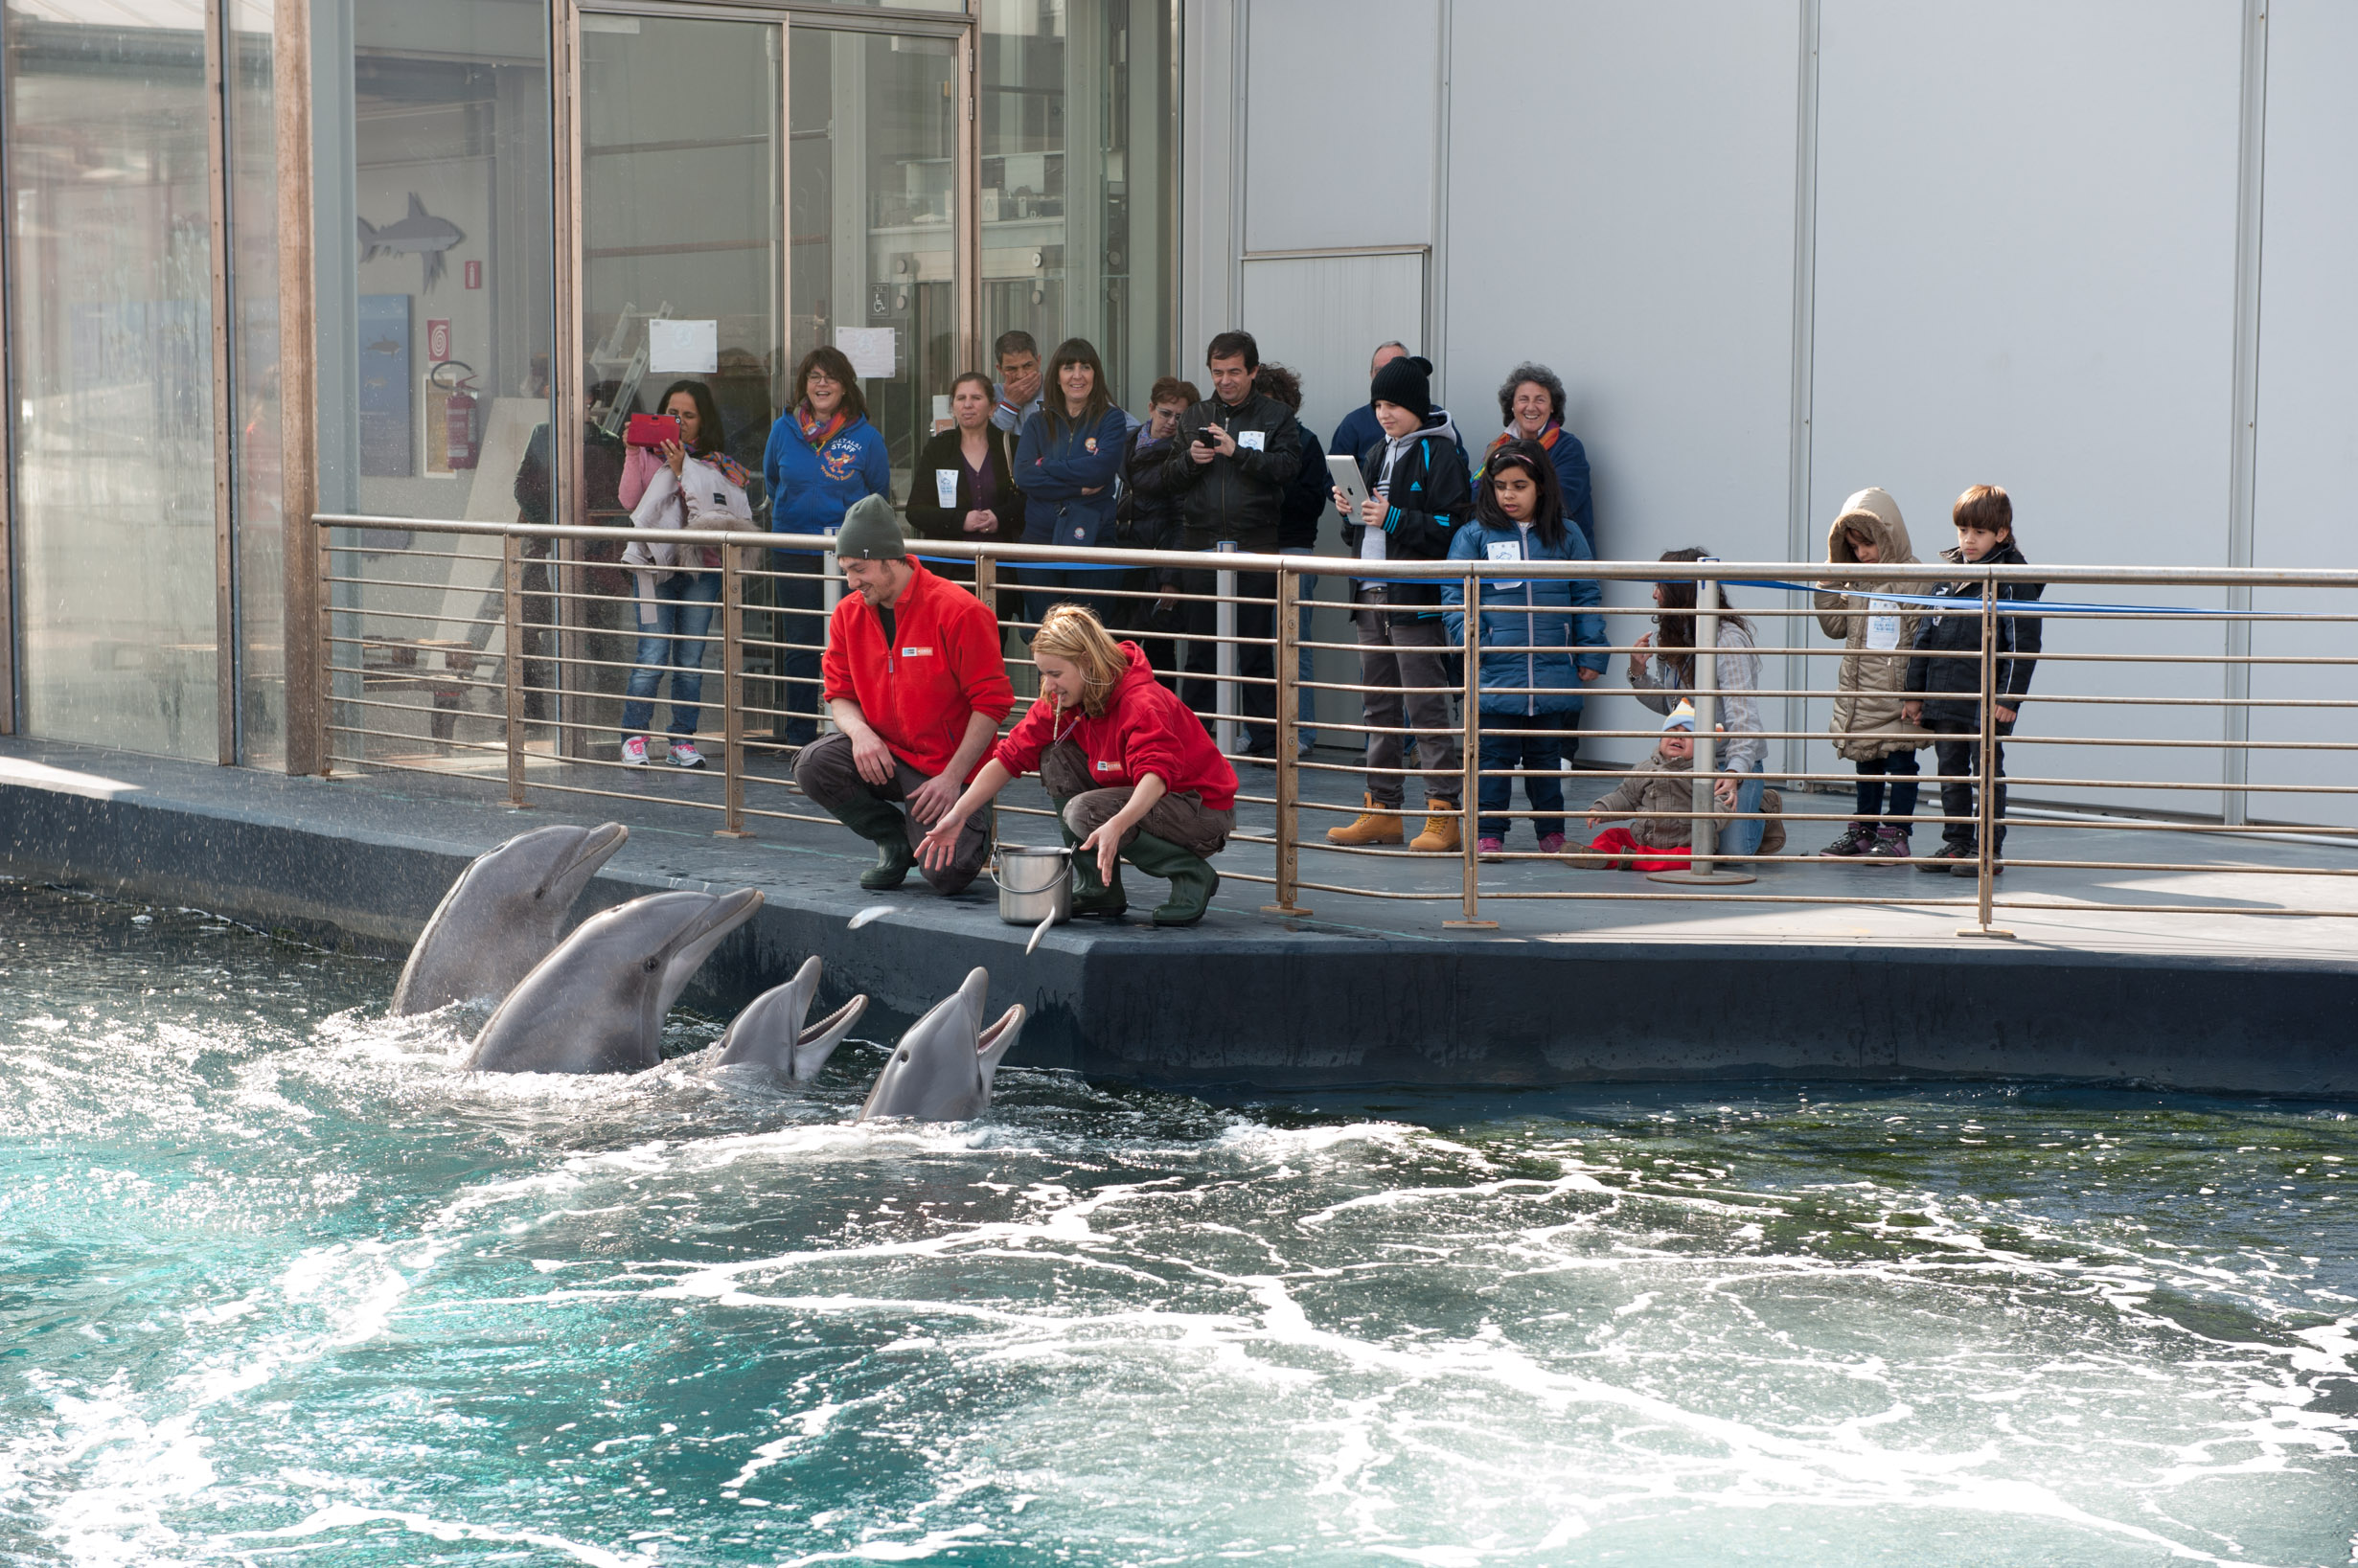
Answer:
[{"left": 991, "top": 844, "right": 1073, "bottom": 926}]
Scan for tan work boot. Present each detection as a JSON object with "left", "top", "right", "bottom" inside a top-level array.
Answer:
[
  {"left": 1409, "top": 800, "right": 1462, "bottom": 853},
  {"left": 1326, "top": 793, "right": 1405, "bottom": 847}
]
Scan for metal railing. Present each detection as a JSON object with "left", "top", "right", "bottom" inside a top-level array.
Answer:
[{"left": 310, "top": 513, "right": 2358, "bottom": 938}]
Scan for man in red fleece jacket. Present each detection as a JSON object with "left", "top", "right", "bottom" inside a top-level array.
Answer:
[{"left": 792, "top": 495, "right": 1014, "bottom": 894}]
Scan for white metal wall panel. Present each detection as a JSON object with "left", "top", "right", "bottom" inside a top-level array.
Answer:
[
  {"left": 1239, "top": 251, "right": 1426, "bottom": 453},
  {"left": 1807, "top": 0, "right": 2245, "bottom": 818},
  {"left": 2246, "top": 0, "right": 2358, "bottom": 828},
  {"left": 1241, "top": 0, "right": 1437, "bottom": 256},
  {"left": 1441, "top": 0, "right": 1801, "bottom": 763}
]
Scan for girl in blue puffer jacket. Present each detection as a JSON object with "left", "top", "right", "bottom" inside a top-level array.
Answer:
[{"left": 1441, "top": 438, "right": 1608, "bottom": 857}]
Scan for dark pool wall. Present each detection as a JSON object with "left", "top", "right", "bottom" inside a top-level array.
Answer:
[{"left": 6, "top": 760, "right": 2355, "bottom": 1096}]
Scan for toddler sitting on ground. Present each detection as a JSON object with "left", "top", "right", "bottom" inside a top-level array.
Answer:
[{"left": 1574, "top": 701, "right": 1782, "bottom": 870}]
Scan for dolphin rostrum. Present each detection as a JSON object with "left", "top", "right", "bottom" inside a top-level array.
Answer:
[
  {"left": 711, "top": 957, "right": 870, "bottom": 1082},
  {"left": 392, "top": 822, "right": 629, "bottom": 1015},
  {"left": 857, "top": 968, "right": 1026, "bottom": 1123},
  {"left": 463, "top": 889, "right": 764, "bottom": 1075}
]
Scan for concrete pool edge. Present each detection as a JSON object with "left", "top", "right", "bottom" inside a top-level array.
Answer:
[{"left": 4, "top": 745, "right": 2353, "bottom": 1096}]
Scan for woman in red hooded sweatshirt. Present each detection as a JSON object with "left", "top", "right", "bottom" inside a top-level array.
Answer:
[{"left": 917, "top": 604, "right": 1236, "bottom": 925}]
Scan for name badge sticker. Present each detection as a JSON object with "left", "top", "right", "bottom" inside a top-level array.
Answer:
[
  {"left": 1486, "top": 537, "right": 1523, "bottom": 590},
  {"left": 1865, "top": 598, "right": 1904, "bottom": 651},
  {"left": 1236, "top": 429, "right": 1266, "bottom": 452},
  {"left": 934, "top": 469, "right": 958, "bottom": 508}
]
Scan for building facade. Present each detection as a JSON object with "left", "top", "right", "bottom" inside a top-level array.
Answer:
[{"left": 5, "top": 1, "right": 2355, "bottom": 823}]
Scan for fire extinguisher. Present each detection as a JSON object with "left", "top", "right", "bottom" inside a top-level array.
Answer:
[{"left": 429, "top": 359, "right": 480, "bottom": 470}]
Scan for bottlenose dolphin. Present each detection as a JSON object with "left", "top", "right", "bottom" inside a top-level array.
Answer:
[
  {"left": 392, "top": 822, "right": 629, "bottom": 1015},
  {"left": 464, "top": 889, "right": 764, "bottom": 1075},
  {"left": 857, "top": 968, "right": 1026, "bottom": 1122},
  {"left": 711, "top": 957, "right": 869, "bottom": 1082}
]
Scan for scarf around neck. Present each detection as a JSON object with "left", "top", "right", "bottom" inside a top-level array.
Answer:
[{"left": 795, "top": 404, "right": 850, "bottom": 450}]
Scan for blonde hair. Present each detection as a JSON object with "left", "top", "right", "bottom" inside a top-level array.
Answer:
[{"left": 1029, "top": 603, "right": 1129, "bottom": 717}]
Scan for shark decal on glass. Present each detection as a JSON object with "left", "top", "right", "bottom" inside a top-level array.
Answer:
[{"left": 359, "top": 193, "right": 466, "bottom": 291}]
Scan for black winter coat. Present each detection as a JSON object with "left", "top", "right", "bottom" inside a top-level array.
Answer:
[
  {"left": 1341, "top": 422, "right": 1474, "bottom": 621},
  {"left": 1137, "top": 390, "right": 1303, "bottom": 553},
  {"left": 904, "top": 424, "right": 1024, "bottom": 545},
  {"left": 1903, "top": 539, "right": 2045, "bottom": 726},
  {"left": 1115, "top": 425, "right": 1188, "bottom": 590}
]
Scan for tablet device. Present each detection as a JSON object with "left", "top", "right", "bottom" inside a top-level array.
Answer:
[{"left": 1327, "top": 452, "right": 1372, "bottom": 516}]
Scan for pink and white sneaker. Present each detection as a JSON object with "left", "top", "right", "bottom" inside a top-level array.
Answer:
[
  {"left": 619, "top": 736, "right": 649, "bottom": 766},
  {"left": 667, "top": 740, "right": 706, "bottom": 769}
]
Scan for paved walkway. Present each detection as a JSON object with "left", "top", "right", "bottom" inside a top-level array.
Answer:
[{"left": 8, "top": 735, "right": 2352, "bottom": 966}]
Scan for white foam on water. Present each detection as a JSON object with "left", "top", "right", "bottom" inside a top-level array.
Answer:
[{"left": 235, "top": 1502, "right": 657, "bottom": 1568}]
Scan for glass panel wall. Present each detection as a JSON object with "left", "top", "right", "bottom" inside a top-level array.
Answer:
[
  {"left": 789, "top": 22, "right": 961, "bottom": 489},
  {"left": 228, "top": 0, "right": 281, "bottom": 765},
  {"left": 6, "top": 0, "right": 219, "bottom": 759},
  {"left": 978, "top": 0, "right": 1178, "bottom": 417},
  {"left": 314, "top": 0, "right": 551, "bottom": 776}
]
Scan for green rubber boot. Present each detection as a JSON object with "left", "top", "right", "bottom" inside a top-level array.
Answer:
[
  {"left": 831, "top": 789, "right": 917, "bottom": 890},
  {"left": 1055, "top": 801, "right": 1127, "bottom": 918},
  {"left": 1122, "top": 830, "right": 1218, "bottom": 927}
]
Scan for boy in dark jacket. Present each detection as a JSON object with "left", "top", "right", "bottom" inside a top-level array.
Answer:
[
  {"left": 1902, "top": 484, "right": 2044, "bottom": 872},
  {"left": 1325, "top": 353, "right": 1474, "bottom": 853}
]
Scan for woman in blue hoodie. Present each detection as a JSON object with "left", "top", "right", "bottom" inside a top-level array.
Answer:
[
  {"left": 761, "top": 346, "right": 892, "bottom": 746},
  {"left": 1442, "top": 438, "right": 1608, "bottom": 858},
  {"left": 1013, "top": 336, "right": 1128, "bottom": 635}
]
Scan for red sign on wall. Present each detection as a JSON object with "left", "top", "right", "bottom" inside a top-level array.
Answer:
[
  {"left": 426, "top": 318, "right": 451, "bottom": 362},
  {"left": 464, "top": 260, "right": 482, "bottom": 290}
]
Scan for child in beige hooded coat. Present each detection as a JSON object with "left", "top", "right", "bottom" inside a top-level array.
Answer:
[{"left": 1813, "top": 487, "right": 1931, "bottom": 860}]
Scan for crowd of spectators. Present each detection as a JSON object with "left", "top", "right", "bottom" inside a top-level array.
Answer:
[{"left": 583, "top": 324, "right": 2041, "bottom": 889}]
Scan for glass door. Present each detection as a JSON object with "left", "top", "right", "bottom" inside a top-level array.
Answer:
[
  {"left": 560, "top": 6, "right": 967, "bottom": 765},
  {"left": 787, "top": 20, "right": 964, "bottom": 494}
]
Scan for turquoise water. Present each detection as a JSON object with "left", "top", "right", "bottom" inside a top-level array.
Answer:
[{"left": 3, "top": 878, "right": 2355, "bottom": 1568}]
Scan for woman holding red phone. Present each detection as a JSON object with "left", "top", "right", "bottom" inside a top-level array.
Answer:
[{"left": 616, "top": 378, "right": 747, "bottom": 769}]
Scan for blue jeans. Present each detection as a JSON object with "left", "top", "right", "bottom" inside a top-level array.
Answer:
[
  {"left": 1477, "top": 713, "right": 1568, "bottom": 840},
  {"left": 620, "top": 571, "right": 720, "bottom": 738},
  {"left": 1854, "top": 749, "right": 1921, "bottom": 830},
  {"left": 768, "top": 554, "right": 825, "bottom": 744},
  {"left": 1719, "top": 757, "right": 1767, "bottom": 858}
]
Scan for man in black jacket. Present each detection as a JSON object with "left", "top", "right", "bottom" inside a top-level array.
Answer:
[
  {"left": 1138, "top": 330, "right": 1304, "bottom": 755},
  {"left": 1902, "top": 484, "right": 2044, "bottom": 872}
]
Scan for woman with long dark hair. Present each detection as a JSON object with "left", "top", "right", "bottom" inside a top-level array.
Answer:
[
  {"left": 1440, "top": 438, "right": 1607, "bottom": 857},
  {"left": 617, "top": 377, "right": 748, "bottom": 768},
  {"left": 1012, "top": 336, "right": 1128, "bottom": 633},
  {"left": 761, "top": 345, "right": 892, "bottom": 747},
  {"left": 1628, "top": 545, "right": 1771, "bottom": 857}
]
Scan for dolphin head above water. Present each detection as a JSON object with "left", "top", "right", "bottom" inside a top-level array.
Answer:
[
  {"left": 463, "top": 888, "right": 764, "bottom": 1076},
  {"left": 711, "top": 956, "right": 869, "bottom": 1083},
  {"left": 856, "top": 968, "right": 1026, "bottom": 1123},
  {"left": 392, "top": 822, "right": 629, "bottom": 1016}
]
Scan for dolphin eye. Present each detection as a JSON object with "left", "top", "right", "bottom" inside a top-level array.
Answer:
[
  {"left": 644, "top": 957, "right": 660, "bottom": 972},
  {"left": 534, "top": 888, "right": 546, "bottom": 900},
  {"left": 898, "top": 1051, "right": 910, "bottom": 1062}
]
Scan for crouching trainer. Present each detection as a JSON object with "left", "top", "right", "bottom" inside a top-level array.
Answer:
[
  {"left": 916, "top": 603, "right": 1236, "bottom": 926},
  {"left": 793, "top": 494, "right": 1014, "bottom": 895}
]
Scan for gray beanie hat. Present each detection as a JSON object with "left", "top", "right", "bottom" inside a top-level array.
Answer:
[{"left": 834, "top": 493, "right": 906, "bottom": 561}]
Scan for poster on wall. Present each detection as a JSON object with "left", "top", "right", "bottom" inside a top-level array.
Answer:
[{"left": 358, "top": 294, "right": 413, "bottom": 477}]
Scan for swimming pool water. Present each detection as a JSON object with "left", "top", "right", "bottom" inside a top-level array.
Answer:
[{"left": 2, "top": 878, "right": 2353, "bottom": 1566}]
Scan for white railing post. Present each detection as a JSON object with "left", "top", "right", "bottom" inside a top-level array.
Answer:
[
  {"left": 1215, "top": 539, "right": 1238, "bottom": 755},
  {"left": 1650, "top": 566, "right": 1754, "bottom": 886}
]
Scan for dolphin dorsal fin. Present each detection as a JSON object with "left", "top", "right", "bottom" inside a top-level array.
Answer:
[{"left": 407, "top": 192, "right": 427, "bottom": 219}]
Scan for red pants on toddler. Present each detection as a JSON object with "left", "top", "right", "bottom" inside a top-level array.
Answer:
[{"left": 1583, "top": 828, "right": 1694, "bottom": 874}]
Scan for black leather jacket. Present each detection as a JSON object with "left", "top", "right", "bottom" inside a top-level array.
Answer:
[{"left": 1137, "top": 390, "right": 1304, "bottom": 553}]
